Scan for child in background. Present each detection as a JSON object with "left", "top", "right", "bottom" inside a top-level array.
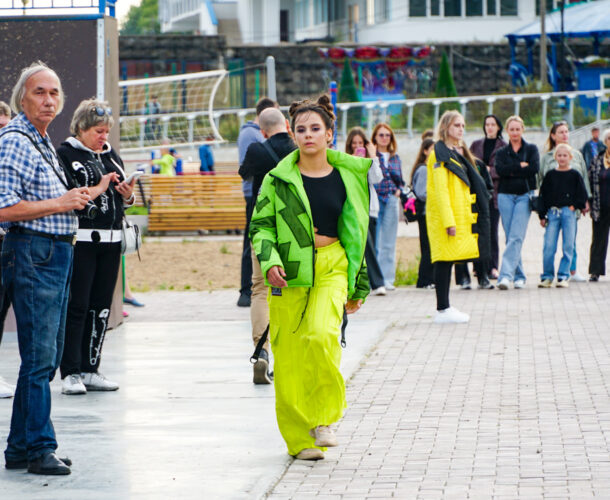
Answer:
[
  {"left": 538, "top": 144, "right": 588, "bottom": 288},
  {"left": 151, "top": 146, "right": 176, "bottom": 176}
]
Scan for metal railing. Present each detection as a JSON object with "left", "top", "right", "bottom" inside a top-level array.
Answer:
[
  {"left": 211, "top": 89, "right": 609, "bottom": 139},
  {"left": 117, "top": 88, "right": 610, "bottom": 151},
  {"left": 332, "top": 89, "right": 610, "bottom": 139}
]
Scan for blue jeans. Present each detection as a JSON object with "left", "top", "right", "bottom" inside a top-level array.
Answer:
[
  {"left": 2, "top": 233, "right": 73, "bottom": 462},
  {"left": 570, "top": 223, "right": 578, "bottom": 273},
  {"left": 376, "top": 195, "right": 399, "bottom": 287},
  {"left": 541, "top": 207, "right": 577, "bottom": 281},
  {"left": 497, "top": 192, "right": 531, "bottom": 282}
]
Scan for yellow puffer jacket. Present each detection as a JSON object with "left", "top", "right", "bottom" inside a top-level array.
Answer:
[{"left": 426, "top": 142, "right": 479, "bottom": 263}]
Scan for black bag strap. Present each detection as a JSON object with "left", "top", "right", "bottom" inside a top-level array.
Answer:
[
  {"left": 249, "top": 307, "right": 349, "bottom": 364},
  {"left": 262, "top": 140, "right": 280, "bottom": 164},
  {"left": 250, "top": 324, "right": 269, "bottom": 364},
  {"left": 0, "top": 129, "right": 71, "bottom": 190}
]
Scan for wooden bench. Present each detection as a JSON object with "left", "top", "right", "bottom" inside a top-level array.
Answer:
[{"left": 147, "top": 174, "right": 246, "bottom": 233}]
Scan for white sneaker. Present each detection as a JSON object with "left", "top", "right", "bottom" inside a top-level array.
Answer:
[
  {"left": 81, "top": 372, "right": 119, "bottom": 392},
  {"left": 62, "top": 374, "right": 87, "bottom": 395},
  {"left": 385, "top": 284, "right": 396, "bottom": 291},
  {"left": 0, "top": 376, "right": 15, "bottom": 398},
  {"left": 556, "top": 279, "right": 569, "bottom": 288},
  {"left": 434, "top": 307, "right": 470, "bottom": 324},
  {"left": 497, "top": 278, "right": 510, "bottom": 290},
  {"left": 372, "top": 286, "right": 387, "bottom": 296},
  {"left": 309, "top": 425, "right": 338, "bottom": 447},
  {"left": 514, "top": 279, "right": 526, "bottom": 289},
  {"left": 570, "top": 272, "right": 587, "bottom": 282}
]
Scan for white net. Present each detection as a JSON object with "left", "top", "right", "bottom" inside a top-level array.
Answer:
[{"left": 118, "top": 69, "right": 228, "bottom": 152}]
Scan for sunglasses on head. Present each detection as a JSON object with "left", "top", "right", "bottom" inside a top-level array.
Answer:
[
  {"left": 91, "top": 106, "right": 112, "bottom": 117},
  {"left": 553, "top": 120, "right": 568, "bottom": 127}
]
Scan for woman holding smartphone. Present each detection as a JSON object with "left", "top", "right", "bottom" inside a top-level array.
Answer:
[
  {"left": 345, "top": 127, "right": 385, "bottom": 294},
  {"left": 57, "top": 99, "right": 136, "bottom": 395}
]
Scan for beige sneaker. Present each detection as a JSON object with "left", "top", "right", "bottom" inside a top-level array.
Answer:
[
  {"left": 556, "top": 279, "right": 569, "bottom": 288},
  {"left": 538, "top": 279, "right": 553, "bottom": 288},
  {"left": 309, "top": 425, "right": 338, "bottom": 447},
  {"left": 295, "top": 448, "right": 324, "bottom": 460}
]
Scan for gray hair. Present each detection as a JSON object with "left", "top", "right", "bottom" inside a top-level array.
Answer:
[
  {"left": 10, "top": 61, "right": 64, "bottom": 115},
  {"left": 0, "top": 101, "right": 10, "bottom": 117},
  {"left": 70, "top": 98, "right": 114, "bottom": 136},
  {"left": 602, "top": 128, "right": 610, "bottom": 145}
]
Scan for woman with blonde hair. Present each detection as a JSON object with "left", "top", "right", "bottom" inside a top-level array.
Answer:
[
  {"left": 538, "top": 120, "right": 591, "bottom": 282},
  {"left": 494, "top": 115, "right": 539, "bottom": 289},
  {"left": 426, "top": 110, "right": 490, "bottom": 323}
]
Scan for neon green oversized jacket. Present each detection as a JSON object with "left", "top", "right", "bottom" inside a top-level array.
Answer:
[{"left": 249, "top": 148, "right": 371, "bottom": 301}]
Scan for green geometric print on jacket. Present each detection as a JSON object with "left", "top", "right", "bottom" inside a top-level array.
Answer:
[{"left": 249, "top": 148, "right": 371, "bottom": 301}]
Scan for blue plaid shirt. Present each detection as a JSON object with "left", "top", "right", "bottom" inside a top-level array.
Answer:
[
  {"left": 0, "top": 113, "right": 77, "bottom": 235},
  {"left": 374, "top": 152, "right": 404, "bottom": 202}
]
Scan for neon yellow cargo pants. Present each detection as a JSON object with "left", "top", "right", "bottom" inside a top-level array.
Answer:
[{"left": 268, "top": 241, "right": 348, "bottom": 456}]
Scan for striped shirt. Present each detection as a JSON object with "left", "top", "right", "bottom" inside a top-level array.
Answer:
[{"left": 0, "top": 112, "right": 77, "bottom": 235}]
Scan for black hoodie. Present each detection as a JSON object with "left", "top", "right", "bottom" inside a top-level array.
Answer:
[{"left": 56, "top": 137, "right": 127, "bottom": 230}]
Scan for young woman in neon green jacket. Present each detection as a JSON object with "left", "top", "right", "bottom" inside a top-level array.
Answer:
[{"left": 250, "top": 95, "right": 370, "bottom": 460}]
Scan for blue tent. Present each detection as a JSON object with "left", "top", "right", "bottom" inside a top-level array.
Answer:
[
  {"left": 507, "top": 0, "right": 610, "bottom": 42},
  {"left": 505, "top": 0, "right": 610, "bottom": 90}
]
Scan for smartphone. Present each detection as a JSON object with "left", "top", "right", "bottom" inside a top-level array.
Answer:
[
  {"left": 355, "top": 147, "right": 366, "bottom": 157},
  {"left": 125, "top": 170, "right": 144, "bottom": 184}
]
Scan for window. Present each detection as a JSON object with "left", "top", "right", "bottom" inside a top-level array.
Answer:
[
  {"left": 487, "top": 0, "right": 496, "bottom": 15},
  {"left": 409, "top": 0, "right": 427, "bottom": 17},
  {"left": 375, "top": 0, "right": 388, "bottom": 22},
  {"left": 444, "top": 0, "right": 461, "bottom": 16},
  {"left": 431, "top": 0, "right": 440, "bottom": 15},
  {"left": 500, "top": 0, "right": 518, "bottom": 16},
  {"left": 466, "top": 0, "right": 483, "bottom": 16},
  {"left": 296, "top": 0, "right": 310, "bottom": 29},
  {"left": 314, "top": 0, "right": 328, "bottom": 24}
]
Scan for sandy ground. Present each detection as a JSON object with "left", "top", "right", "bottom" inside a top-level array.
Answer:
[{"left": 125, "top": 236, "right": 420, "bottom": 292}]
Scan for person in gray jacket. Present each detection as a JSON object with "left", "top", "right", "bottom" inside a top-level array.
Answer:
[{"left": 411, "top": 138, "right": 435, "bottom": 288}]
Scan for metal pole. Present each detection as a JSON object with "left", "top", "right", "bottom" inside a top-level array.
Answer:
[
  {"left": 407, "top": 102, "right": 414, "bottom": 138},
  {"left": 330, "top": 81, "right": 338, "bottom": 148},
  {"left": 541, "top": 96, "right": 548, "bottom": 131},
  {"left": 266, "top": 56, "right": 277, "bottom": 101},
  {"left": 340, "top": 105, "right": 348, "bottom": 140},
  {"left": 433, "top": 100, "right": 441, "bottom": 129},
  {"left": 559, "top": 1, "right": 565, "bottom": 92},
  {"left": 540, "top": 0, "right": 547, "bottom": 87},
  {"left": 567, "top": 95, "right": 574, "bottom": 130},
  {"left": 596, "top": 93, "right": 602, "bottom": 122}
]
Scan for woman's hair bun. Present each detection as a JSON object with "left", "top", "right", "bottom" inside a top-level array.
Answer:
[{"left": 288, "top": 94, "right": 336, "bottom": 132}]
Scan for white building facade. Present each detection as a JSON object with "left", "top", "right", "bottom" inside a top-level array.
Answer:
[{"left": 159, "top": 0, "right": 597, "bottom": 45}]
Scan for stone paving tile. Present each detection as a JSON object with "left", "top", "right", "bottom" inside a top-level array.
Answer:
[{"left": 265, "top": 218, "right": 610, "bottom": 498}]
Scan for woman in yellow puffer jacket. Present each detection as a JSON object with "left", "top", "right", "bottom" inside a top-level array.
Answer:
[{"left": 426, "top": 110, "right": 490, "bottom": 324}]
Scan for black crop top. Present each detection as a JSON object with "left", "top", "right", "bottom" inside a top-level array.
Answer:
[{"left": 301, "top": 168, "right": 346, "bottom": 238}]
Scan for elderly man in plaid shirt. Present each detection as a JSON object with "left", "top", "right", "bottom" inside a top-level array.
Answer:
[{"left": 0, "top": 62, "right": 91, "bottom": 476}]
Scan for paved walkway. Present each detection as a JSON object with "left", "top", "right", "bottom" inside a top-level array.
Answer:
[
  {"left": 1, "top": 215, "right": 609, "bottom": 499},
  {"left": 265, "top": 218, "right": 610, "bottom": 499}
]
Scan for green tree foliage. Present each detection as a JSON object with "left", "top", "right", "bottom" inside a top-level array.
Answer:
[
  {"left": 121, "top": 0, "right": 160, "bottom": 35},
  {"left": 435, "top": 52, "right": 458, "bottom": 98},
  {"left": 339, "top": 59, "right": 359, "bottom": 103}
]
